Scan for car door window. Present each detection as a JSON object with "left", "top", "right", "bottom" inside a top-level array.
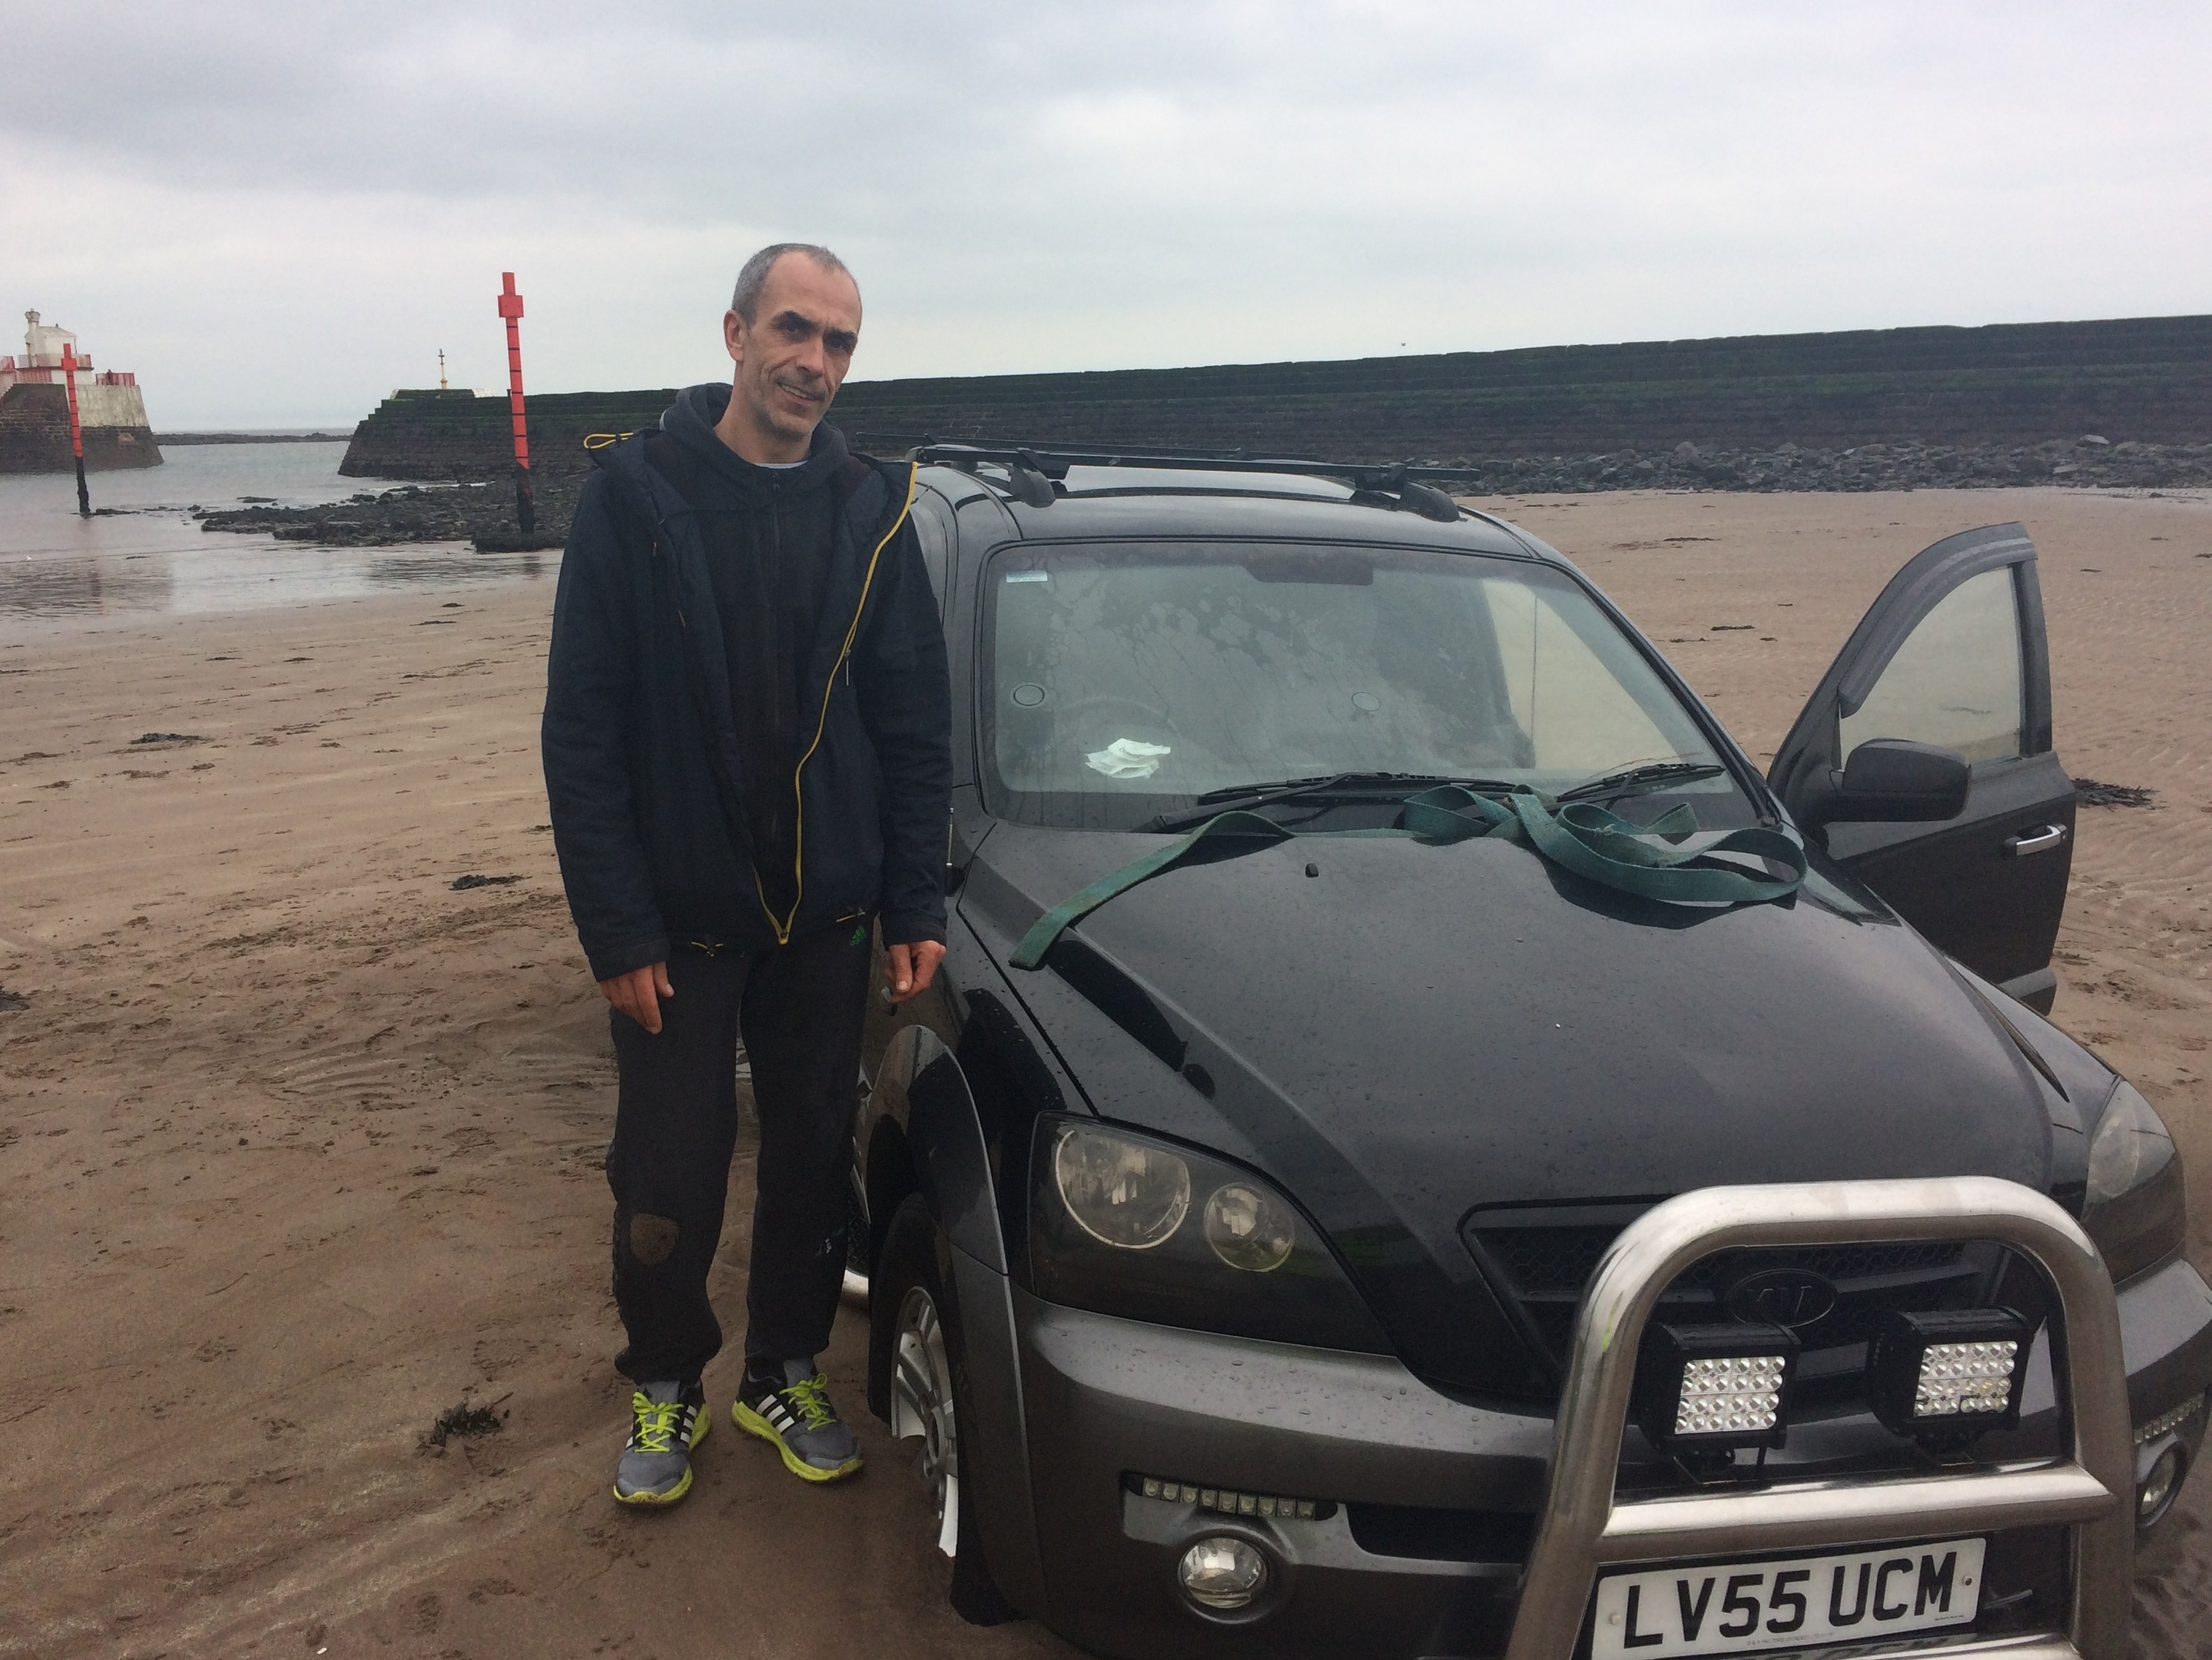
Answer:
[{"left": 1839, "top": 566, "right": 2022, "bottom": 765}]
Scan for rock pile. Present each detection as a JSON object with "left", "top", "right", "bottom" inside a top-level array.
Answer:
[
  {"left": 1448, "top": 437, "right": 2212, "bottom": 495},
  {"left": 194, "top": 435, "right": 2210, "bottom": 551},
  {"left": 194, "top": 476, "right": 580, "bottom": 551}
]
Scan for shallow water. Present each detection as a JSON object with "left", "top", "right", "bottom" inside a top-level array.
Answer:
[{"left": 0, "top": 443, "right": 552, "bottom": 636}]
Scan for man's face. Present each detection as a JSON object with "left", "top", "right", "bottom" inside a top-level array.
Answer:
[{"left": 725, "top": 256, "right": 862, "bottom": 445}]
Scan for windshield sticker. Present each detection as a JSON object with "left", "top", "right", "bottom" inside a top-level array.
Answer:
[
  {"left": 1086, "top": 739, "right": 1172, "bottom": 779},
  {"left": 1004, "top": 569, "right": 1050, "bottom": 583}
]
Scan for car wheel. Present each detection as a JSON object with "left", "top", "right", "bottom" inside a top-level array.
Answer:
[
  {"left": 873, "top": 1193, "right": 1020, "bottom": 1625},
  {"left": 841, "top": 1179, "right": 871, "bottom": 1306}
]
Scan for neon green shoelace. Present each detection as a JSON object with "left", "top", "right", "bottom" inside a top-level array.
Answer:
[
  {"left": 781, "top": 1375, "right": 837, "bottom": 1431},
  {"left": 630, "top": 1392, "right": 683, "bottom": 1454}
]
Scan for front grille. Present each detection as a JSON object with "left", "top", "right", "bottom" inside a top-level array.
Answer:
[
  {"left": 1465, "top": 1206, "right": 2018, "bottom": 1406},
  {"left": 1478, "top": 1227, "right": 1969, "bottom": 1299}
]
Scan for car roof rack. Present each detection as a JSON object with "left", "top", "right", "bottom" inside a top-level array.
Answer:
[{"left": 909, "top": 440, "right": 1475, "bottom": 523}]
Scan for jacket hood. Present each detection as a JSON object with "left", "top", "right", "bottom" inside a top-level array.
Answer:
[
  {"left": 966, "top": 823, "right": 2057, "bottom": 1391},
  {"left": 658, "top": 381, "right": 851, "bottom": 500}
]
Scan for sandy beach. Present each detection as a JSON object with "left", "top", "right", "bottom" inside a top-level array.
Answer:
[{"left": 2, "top": 485, "right": 2207, "bottom": 1658}]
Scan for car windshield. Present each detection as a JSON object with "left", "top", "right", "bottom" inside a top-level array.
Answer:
[{"left": 983, "top": 540, "right": 1754, "bottom": 831}]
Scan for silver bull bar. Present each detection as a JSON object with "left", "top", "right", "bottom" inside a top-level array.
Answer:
[{"left": 1502, "top": 1178, "right": 2134, "bottom": 1660}]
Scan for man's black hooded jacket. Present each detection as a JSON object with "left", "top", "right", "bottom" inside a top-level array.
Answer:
[{"left": 542, "top": 384, "right": 951, "bottom": 981}]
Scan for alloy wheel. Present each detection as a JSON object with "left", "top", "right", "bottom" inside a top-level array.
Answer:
[{"left": 890, "top": 1283, "right": 960, "bottom": 1557}]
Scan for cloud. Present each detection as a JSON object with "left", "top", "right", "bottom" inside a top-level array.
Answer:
[{"left": 5, "top": 0, "right": 2208, "bottom": 425}]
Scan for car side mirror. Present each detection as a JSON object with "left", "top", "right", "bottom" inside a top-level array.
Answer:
[{"left": 1800, "top": 739, "right": 1972, "bottom": 829}]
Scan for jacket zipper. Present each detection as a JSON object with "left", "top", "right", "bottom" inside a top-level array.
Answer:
[
  {"left": 754, "top": 463, "right": 919, "bottom": 945},
  {"left": 768, "top": 501, "right": 788, "bottom": 875}
]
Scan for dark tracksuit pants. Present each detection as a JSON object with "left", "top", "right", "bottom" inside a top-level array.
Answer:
[{"left": 605, "top": 920, "right": 873, "bottom": 1386}]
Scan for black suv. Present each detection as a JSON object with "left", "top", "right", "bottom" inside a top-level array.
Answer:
[{"left": 847, "top": 447, "right": 2209, "bottom": 1659}]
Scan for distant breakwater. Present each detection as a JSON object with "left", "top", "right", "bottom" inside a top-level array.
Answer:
[
  {"left": 159, "top": 432, "right": 352, "bottom": 446},
  {"left": 221, "top": 314, "right": 2212, "bottom": 549},
  {"left": 341, "top": 314, "right": 2212, "bottom": 485}
]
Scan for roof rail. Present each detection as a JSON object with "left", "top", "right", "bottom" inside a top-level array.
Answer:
[{"left": 910, "top": 440, "right": 1472, "bottom": 523}]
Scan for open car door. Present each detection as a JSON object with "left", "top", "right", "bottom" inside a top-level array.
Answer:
[{"left": 1768, "top": 523, "right": 2074, "bottom": 1012}]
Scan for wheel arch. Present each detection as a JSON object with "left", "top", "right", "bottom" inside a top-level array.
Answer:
[
  {"left": 864, "top": 1113, "right": 920, "bottom": 1289},
  {"left": 867, "top": 1024, "right": 1048, "bottom": 1618}
]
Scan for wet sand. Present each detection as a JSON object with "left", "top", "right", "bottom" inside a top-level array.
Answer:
[{"left": 0, "top": 486, "right": 2206, "bottom": 1658}]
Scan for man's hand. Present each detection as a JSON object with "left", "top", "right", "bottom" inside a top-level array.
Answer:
[
  {"left": 886, "top": 940, "right": 946, "bottom": 1005},
  {"left": 600, "top": 962, "right": 674, "bottom": 1033}
]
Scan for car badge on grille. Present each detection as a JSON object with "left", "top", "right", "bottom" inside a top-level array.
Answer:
[{"left": 1723, "top": 1268, "right": 1839, "bottom": 1329}]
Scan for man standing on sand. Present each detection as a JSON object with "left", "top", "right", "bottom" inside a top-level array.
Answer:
[{"left": 542, "top": 244, "right": 950, "bottom": 1506}]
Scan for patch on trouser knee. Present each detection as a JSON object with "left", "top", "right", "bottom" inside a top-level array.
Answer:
[{"left": 627, "top": 1212, "right": 681, "bottom": 1267}]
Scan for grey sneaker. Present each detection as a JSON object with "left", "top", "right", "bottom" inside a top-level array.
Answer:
[
  {"left": 612, "top": 1380, "right": 709, "bottom": 1506},
  {"left": 734, "top": 1358, "right": 863, "bottom": 1482}
]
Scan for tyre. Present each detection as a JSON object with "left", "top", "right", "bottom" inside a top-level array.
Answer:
[
  {"left": 841, "top": 1178, "right": 871, "bottom": 1306},
  {"left": 871, "top": 1192, "right": 1020, "bottom": 1625}
]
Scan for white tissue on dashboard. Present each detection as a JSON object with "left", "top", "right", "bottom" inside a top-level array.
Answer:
[{"left": 1085, "top": 738, "right": 1172, "bottom": 779}]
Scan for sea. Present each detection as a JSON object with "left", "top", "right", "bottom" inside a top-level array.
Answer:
[{"left": 0, "top": 440, "right": 553, "bottom": 639}]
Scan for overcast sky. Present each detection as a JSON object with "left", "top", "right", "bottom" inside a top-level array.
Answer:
[{"left": 5, "top": 1, "right": 2209, "bottom": 427}]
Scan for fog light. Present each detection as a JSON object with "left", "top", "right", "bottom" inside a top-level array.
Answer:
[
  {"left": 1178, "top": 1536, "right": 1269, "bottom": 1611},
  {"left": 1633, "top": 1322, "right": 1799, "bottom": 1453},
  {"left": 2139, "top": 1443, "right": 2184, "bottom": 1528},
  {"left": 1867, "top": 1307, "right": 2032, "bottom": 1447}
]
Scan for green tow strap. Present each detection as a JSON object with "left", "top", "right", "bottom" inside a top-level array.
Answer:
[{"left": 1008, "top": 784, "right": 1806, "bottom": 971}]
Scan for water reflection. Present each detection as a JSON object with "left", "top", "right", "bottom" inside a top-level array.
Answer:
[
  {"left": 0, "top": 544, "right": 552, "bottom": 627},
  {"left": 0, "top": 441, "right": 553, "bottom": 636},
  {"left": 0, "top": 556, "right": 174, "bottom": 619},
  {"left": 363, "top": 551, "right": 547, "bottom": 589}
]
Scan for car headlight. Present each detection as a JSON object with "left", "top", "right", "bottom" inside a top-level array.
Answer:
[
  {"left": 1203, "top": 1182, "right": 1298, "bottom": 1273},
  {"left": 1030, "top": 1117, "right": 1388, "bottom": 1352},
  {"left": 1054, "top": 1124, "right": 1191, "bottom": 1249},
  {"left": 2082, "top": 1081, "right": 2187, "bottom": 1285}
]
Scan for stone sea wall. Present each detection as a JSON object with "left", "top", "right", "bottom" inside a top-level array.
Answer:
[
  {"left": 340, "top": 388, "right": 667, "bottom": 481},
  {"left": 339, "top": 314, "right": 2212, "bottom": 486},
  {"left": 835, "top": 314, "right": 2212, "bottom": 461},
  {"left": 0, "top": 383, "right": 162, "bottom": 473},
  {"left": 249, "top": 314, "right": 2212, "bottom": 546}
]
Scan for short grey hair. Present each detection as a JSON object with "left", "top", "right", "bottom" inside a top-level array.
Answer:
[{"left": 731, "top": 243, "right": 857, "bottom": 323}]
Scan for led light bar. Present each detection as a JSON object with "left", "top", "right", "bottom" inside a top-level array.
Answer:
[
  {"left": 1867, "top": 1306, "right": 2034, "bottom": 1446},
  {"left": 1633, "top": 1322, "right": 1800, "bottom": 1454},
  {"left": 1133, "top": 1474, "right": 1325, "bottom": 1521},
  {"left": 2134, "top": 1396, "right": 2207, "bottom": 1446}
]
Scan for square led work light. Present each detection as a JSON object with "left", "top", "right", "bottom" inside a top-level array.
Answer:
[
  {"left": 1866, "top": 1307, "right": 2033, "bottom": 1443},
  {"left": 1634, "top": 1322, "right": 1800, "bottom": 1453}
]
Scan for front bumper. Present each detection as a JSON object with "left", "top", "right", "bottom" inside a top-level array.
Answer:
[
  {"left": 1011, "top": 1254, "right": 2212, "bottom": 1660},
  {"left": 1016, "top": 1282, "right": 1544, "bottom": 1658}
]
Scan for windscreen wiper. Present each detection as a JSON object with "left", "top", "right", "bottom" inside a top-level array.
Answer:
[
  {"left": 1554, "top": 759, "right": 1728, "bottom": 805},
  {"left": 1140, "top": 772, "right": 1520, "bottom": 835}
]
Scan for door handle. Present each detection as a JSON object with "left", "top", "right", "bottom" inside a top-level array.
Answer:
[{"left": 2004, "top": 824, "right": 2069, "bottom": 858}]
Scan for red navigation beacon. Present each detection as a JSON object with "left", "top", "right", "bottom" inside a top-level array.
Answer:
[
  {"left": 61, "top": 341, "right": 89, "bottom": 516},
  {"left": 498, "top": 272, "right": 535, "bottom": 536}
]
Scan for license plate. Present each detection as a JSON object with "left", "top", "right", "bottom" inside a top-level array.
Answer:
[{"left": 1590, "top": 1537, "right": 1986, "bottom": 1658}]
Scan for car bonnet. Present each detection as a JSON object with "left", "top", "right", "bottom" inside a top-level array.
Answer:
[{"left": 966, "top": 820, "right": 2057, "bottom": 1395}]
